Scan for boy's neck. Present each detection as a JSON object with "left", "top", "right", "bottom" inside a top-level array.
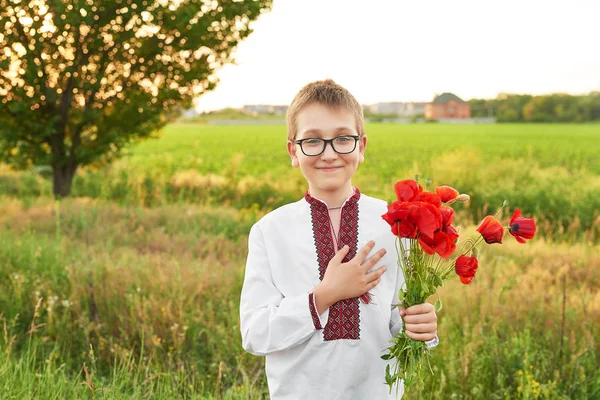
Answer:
[{"left": 308, "top": 185, "right": 356, "bottom": 209}]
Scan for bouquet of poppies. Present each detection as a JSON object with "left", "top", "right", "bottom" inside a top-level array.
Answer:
[{"left": 380, "top": 177, "right": 536, "bottom": 396}]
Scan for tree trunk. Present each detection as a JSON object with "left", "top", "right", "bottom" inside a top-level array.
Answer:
[{"left": 52, "top": 164, "right": 77, "bottom": 198}]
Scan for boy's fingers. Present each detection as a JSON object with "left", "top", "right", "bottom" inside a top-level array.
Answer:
[
  {"left": 403, "top": 312, "right": 436, "bottom": 324},
  {"left": 404, "top": 322, "right": 437, "bottom": 334},
  {"left": 331, "top": 245, "right": 350, "bottom": 264},
  {"left": 365, "top": 266, "right": 386, "bottom": 283},
  {"left": 360, "top": 248, "right": 387, "bottom": 271},
  {"left": 405, "top": 303, "right": 435, "bottom": 315},
  {"left": 354, "top": 241, "right": 375, "bottom": 264},
  {"left": 404, "top": 331, "right": 436, "bottom": 342},
  {"left": 366, "top": 276, "right": 382, "bottom": 291}
]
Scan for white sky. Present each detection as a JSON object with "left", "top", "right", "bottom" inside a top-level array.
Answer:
[{"left": 195, "top": 0, "right": 600, "bottom": 111}]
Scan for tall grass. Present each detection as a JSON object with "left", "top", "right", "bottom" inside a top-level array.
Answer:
[
  {"left": 0, "top": 199, "right": 269, "bottom": 398},
  {"left": 1, "top": 198, "right": 599, "bottom": 398}
]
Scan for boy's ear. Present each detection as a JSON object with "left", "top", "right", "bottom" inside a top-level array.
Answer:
[
  {"left": 286, "top": 140, "right": 300, "bottom": 168},
  {"left": 358, "top": 135, "right": 368, "bottom": 164}
]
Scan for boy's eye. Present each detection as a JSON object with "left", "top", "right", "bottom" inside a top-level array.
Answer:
[
  {"left": 304, "top": 139, "right": 323, "bottom": 145},
  {"left": 335, "top": 136, "right": 352, "bottom": 143}
]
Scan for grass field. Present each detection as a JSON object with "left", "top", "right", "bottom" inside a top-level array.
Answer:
[{"left": 1, "top": 122, "right": 599, "bottom": 399}]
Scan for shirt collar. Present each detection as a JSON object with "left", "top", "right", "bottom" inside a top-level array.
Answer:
[{"left": 304, "top": 187, "right": 361, "bottom": 209}]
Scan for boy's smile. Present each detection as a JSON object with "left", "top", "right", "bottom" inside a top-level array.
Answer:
[
  {"left": 317, "top": 166, "right": 343, "bottom": 173},
  {"left": 287, "top": 102, "right": 367, "bottom": 206}
]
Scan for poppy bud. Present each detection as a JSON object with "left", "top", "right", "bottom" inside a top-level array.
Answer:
[{"left": 456, "top": 194, "right": 470, "bottom": 203}]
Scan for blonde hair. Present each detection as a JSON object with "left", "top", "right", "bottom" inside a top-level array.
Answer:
[{"left": 286, "top": 79, "right": 365, "bottom": 140}]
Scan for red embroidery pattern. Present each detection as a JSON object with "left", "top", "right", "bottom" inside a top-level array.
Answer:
[
  {"left": 305, "top": 189, "right": 361, "bottom": 341},
  {"left": 308, "top": 293, "right": 322, "bottom": 330}
]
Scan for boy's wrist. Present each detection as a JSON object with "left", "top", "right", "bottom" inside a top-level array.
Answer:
[{"left": 312, "top": 283, "right": 336, "bottom": 314}]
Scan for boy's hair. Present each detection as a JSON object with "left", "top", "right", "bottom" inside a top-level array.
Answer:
[{"left": 286, "top": 79, "right": 365, "bottom": 141}]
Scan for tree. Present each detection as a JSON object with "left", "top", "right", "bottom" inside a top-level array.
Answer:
[{"left": 0, "top": 0, "right": 272, "bottom": 197}]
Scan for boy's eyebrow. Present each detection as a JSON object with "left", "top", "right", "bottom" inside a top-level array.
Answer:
[{"left": 300, "top": 126, "right": 356, "bottom": 137}]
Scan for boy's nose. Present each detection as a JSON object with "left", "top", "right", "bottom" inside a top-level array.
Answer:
[{"left": 321, "top": 141, "right": 338, "bottom": 159}]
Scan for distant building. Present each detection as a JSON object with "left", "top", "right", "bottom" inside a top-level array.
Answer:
[
  {"left": 366, "top": 102, "right": 426, "bottom": 116},
  {"left": 242, "top": 104, "right": 288, "bottom": 116},
  {"left": 272, "top": 105, "right": 288, "bottom": 116},
  {"left": 425, "top": 93, "right": 471, "bottom": 120},
  {"left": 404, "top": 102, "right": 427, "bottom": 116}
]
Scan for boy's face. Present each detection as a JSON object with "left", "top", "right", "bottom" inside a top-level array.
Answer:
[{"left": 287, "top": 102, "right": 367, "bottom": 199}]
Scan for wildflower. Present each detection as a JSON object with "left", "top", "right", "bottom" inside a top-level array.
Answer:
[
  {"left": 435, "top": 185, "right": 459, "bottom": 203},
  {"left": 455, "top": 255, "right": 479, "bottom": 284},
  {"left": 476, "top": 215, "right": 504, "bottom": 244},
  {"left": 394, "top": 180, "right": 423, "bottom": 202},
  {"left": 509, "top": 209, "right": 536, "bottom": 243},
  {"left": 418, "top": 230, "right": 456, "bottom": 258}
]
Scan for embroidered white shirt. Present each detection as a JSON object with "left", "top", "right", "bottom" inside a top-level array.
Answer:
[{"left": 240, "top": 190, "right": 436, "bottom": 399}]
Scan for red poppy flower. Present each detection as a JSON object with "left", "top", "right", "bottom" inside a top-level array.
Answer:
[
  {"left": 442, "top": 224, "right": 459, "bottom": 242},
  {"left": 455, "top": 255, "right": 479, "bottom": 284},
  {"left": 382, "top": 202, "right": 417, "bottom": 238},
  {"left": 382, "top": 201, "right": 442, "bottom": 239},
  {"left": 416, "top": 192, "right": 442, "bottom": 208},
  {"left": 509, "top": 209, "right": 536, "bottom": 243},
  {"left": 418, "top": 230, "right": 456, "bottom": 258},
  {"left": 439, "top": 206, "right": 455, "bottom": 226},
  {"left": 381, "top": 201, "right": 409, "bottom": 225},
  {"left": 413, "top": 202, "right": 443, "bottom": 239},
  {"left": 476, "top": 215, "right": 504, "bottom": 244},
  {"left": 394, "top": 180, "right": 423, "bottom": 202},
  {"left": 395, "top": 220, "right": 418, "bottom": 238},
  {"left": 435, "top": 186, "right": 459, "bottom": 203}
]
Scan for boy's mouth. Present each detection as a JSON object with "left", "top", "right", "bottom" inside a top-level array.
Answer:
[{"left": 317, "top": 166, "right": 342, "bottom": 172}]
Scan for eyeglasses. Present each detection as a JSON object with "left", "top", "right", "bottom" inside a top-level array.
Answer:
[{"left": 294, "top": 135, "right": 360, "bottom": 156}]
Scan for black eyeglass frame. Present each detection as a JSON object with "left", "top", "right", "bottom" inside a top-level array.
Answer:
[{"left": 294, "top": 135, "right": 361, "bottom": 157}]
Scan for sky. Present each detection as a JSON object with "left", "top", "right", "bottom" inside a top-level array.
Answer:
[{"left": 194, "top": 0, "right": 600, "bottom": 112}]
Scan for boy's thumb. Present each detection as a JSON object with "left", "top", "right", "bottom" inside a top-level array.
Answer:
[
  {"left": 335, "top": 245, "right": 350, "bottom": 259},
  {"left": 398, "top": 307, "right": 406, "bottom": 317}
]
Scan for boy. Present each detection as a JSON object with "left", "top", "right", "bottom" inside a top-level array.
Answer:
[{"left": 240, "top": 79, "right": 438, "bottom": 399}]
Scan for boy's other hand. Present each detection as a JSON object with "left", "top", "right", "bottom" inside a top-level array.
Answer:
[
  {"left": 314, "top": 241, "right": 386, "bottom": 312},
  {"left": 398, "top": 303, "right": 437, "bottom": 341}
]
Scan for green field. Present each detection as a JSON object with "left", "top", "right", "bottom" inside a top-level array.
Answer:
[{"left": 1, "top": 123, "right": 599, "bottom": 399}]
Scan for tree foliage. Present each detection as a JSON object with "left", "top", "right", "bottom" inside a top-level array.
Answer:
[
  {"left": 0, "top": 0, "right": 272, "bottom": 196},
  {"left": 470, "top": 92, "right": 600, "bottom": 123}
]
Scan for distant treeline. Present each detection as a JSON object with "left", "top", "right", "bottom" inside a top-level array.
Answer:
[{"left": 470, "top": 92, "right": 600, "bottom": 123}]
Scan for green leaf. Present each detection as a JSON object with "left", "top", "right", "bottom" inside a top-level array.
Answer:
[
  {"left": 397, "top": 289, "right": 405, "bottom": 302},
  {"left": 380, "top": 354, "right": 392, "bottom": 360},
  {"left": 434, "top": 298, "right": 443, "bottom": 312}
]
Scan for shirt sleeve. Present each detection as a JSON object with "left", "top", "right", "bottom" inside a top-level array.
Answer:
[
  {"left": 240, "top": 223, "right": 327, "bottom": 356},
  {"left": 310, "top": 292, "right": 330, "bottom": 329},
  {"left": 425, "top": 334, "right": 439, "bottom": 349}
]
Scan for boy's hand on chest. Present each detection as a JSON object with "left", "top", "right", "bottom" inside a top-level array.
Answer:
[{"left": 313, "top": 240, "right": 388, "bottom": 313}]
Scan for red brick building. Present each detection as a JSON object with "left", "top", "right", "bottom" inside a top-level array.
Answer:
[{"left": 425, "top": 93, "right": 471, "bottom": 120}]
